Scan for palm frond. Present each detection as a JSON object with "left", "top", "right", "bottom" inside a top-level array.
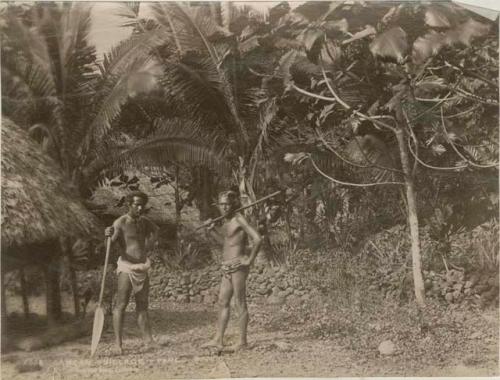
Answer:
[
  {"left": 3, "top": 6, "right": 53, "bottom": 74},
  {"left": 84, "top": 30, "right": 169, "bottom": 152},
  {"left": 150, "top": 2, "right": 250, "bottom": 147},
  {"left": 112, "top": 120, "right": 231, "bottom": 175},
  {"left": 160, "top": 58, "right": 231, "bottom": 129},
  {"left": 151, "top": 2, "right": 225, "bottom": 59}
]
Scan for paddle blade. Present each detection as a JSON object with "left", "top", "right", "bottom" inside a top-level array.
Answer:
[{"left": 90, "top": 306, "right": 105, "bottom": 357}]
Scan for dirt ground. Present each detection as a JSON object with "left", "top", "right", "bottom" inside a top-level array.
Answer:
[{"left": 2, "top": 299, "right": 499, "bottom": 379}]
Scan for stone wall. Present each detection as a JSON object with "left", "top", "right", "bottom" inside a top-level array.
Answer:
[{"left": 149, "top": 263, "right": 313, "bottom": 305}]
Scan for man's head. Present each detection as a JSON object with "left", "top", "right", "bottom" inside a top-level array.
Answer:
[
  {"left": 126, "top": 191, "right": 148, "bottom": 217},
  {"left": 217, "top": 190, "right": 240, "bottom": 215}
]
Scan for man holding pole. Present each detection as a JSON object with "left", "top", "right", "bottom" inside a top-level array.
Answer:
[
  {"left": 202, "top": 190, "right": 263, "bottom": 351},
  {"left": 104, "top": 191, "right": 159, "bottom": 355}
]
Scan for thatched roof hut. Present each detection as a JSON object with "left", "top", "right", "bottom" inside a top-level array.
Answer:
[{"left": 1, "top": 119, "right": 101, "bottom": 267}]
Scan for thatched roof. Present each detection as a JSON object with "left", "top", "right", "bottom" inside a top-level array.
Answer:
[{"left": 1, "top": 119, "right": 101, "bottom": 249}]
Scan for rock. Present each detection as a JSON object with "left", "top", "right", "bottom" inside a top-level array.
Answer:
[
  {"left": 192, "top": 295, "right": 202, "bottom": 303},
  {"left": 257, "top": 287, "right": 270, "bottom": 296},
  {"left": 470, "top": 331, "right": 482, "bottom": 339},
  {"left": 453, "top": 283, "right": 463, "bottom": 292},
  {"left": 378, "top": 340, "right": 395, "bottom": 356},
  {"left": 273, "top": 341, "right": 292, "bottom": 352},
  {"left": 203, "top": 295, "right": 218, "bottom": 304},
  {"left": 267, "top": 295, "right": 286, "bottom": 305},
  {"left": 445, "top": 292, "right": 454, "bottom": 303},
  {"left": 272, "top": 286, "right": 280, "bottom": 295},
  {"left": 177, "top": 295, "right": 190, "bottom": 303}
]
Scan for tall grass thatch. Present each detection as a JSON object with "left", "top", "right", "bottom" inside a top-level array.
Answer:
[{"left": 1, "top": 119, "right": 101, "bottom": 253}]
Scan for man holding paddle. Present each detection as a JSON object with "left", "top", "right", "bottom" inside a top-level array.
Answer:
[
  {"left": 202, "top": 190, "right": 262, "bottom": 352},
  {"left": 104, "top": 191, "right": 159, "bottom": 355}
]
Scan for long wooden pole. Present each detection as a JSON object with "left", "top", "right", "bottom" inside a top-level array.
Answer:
[
  {"left": 194, "top": 190, "right": 283, "bottom": 231},
  {"left": 19, "top": 268, "right": 29, "bottom": 318}
]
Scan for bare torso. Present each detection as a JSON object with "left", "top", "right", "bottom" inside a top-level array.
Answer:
[
  {"left": 221, "top": 214, "right": 249, "bottom": 261},
  {"left": 115, "top": 215, "right": 153, "bottom": 263}
]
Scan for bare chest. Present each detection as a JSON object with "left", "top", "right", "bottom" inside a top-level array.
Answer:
[
  {"left": 121, "top": 218, "right": 148, "bottom": 240},
  {"left": 222, "top": 219, "right": 245, "bottom": 241}
]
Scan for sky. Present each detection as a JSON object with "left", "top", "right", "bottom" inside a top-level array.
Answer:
[{"left": 88, "top": 1, "right": 500, "bottom": 59}]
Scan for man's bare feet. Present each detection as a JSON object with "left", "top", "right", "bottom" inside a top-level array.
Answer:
[
  {"left": 201, "top": 340, "right": 223, "bottom": 351},
  {"left": 229, "top": 343, "right": 249, "bottom": 352}
]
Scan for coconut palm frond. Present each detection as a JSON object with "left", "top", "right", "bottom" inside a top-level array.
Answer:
[
  {"left": 159, "top": 61, "right": 235, "bottom": 134},
  {"left": 152, "top": 2, "right": 228, "bottom": 58},
  {"left": 85, "top": 30, "right": 169, "bottom": 150},
  {"left": 3, "top": 6, "right": 53, "bottom": 74},
  {"left": 248, "top": 97, "right": 279, "bottom": 185},
  {"left": 115, "top": 1, "right": 141, "bottom": 22},
  {"left": 114, "top": 135, "right": 230, "bottom": 176},
  {"left": 57, "top": 3, "right": 96, "bottom": 95},
  {"left": 1, "top": 59, "right": 56, "bottom": 102},
  {"left": 150, "top": 2, "right": 250, "bottom": 146},
  {"left": 100, "top": 28, "right": 168, "bottom": 75}
]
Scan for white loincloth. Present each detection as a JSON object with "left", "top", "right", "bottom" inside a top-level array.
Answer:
[{"left": 116, "top": 256, "right": 151, "bottom": 294}]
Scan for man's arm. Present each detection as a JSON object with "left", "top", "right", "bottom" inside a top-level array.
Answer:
[
  {"left": 105, "top": 219, "right": 122, "bottom": 245},
  {"left": 235, "top": 214, "right": 262, "bottom": 267}
]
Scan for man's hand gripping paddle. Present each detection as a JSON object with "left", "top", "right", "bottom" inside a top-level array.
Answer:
[{"left": 90, "top": 236, "right": 112, "bottom": 357}]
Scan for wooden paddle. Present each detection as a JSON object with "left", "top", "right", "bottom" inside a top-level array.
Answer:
[{"left": 90, "top": 236, "right": 112, "bottom": 358}]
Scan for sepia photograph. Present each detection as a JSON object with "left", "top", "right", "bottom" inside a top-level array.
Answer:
[{"left": 0, "top": 0, "right": 499, "bottom": 378}]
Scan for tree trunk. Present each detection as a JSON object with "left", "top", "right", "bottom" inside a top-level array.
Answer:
[
  {"left": 174, "top": 165, "right": 183, "bottom": 257},
  {"left": 1, "top": 270, "right": 7, "bottom": 330},
  {"left": 44, "top": 255, "right": 62, "bottom": 325},
  {"left": 174, "top": 165, "right": 182, "bottom": 223},
  {"left": 19, "top": 268, "right": 30, "bottom": 318},
  {"left": 67, "top": 254, "right": 80, "bottom": 318},
  {"left": 395, "top": 126, "right": 426, "bottom": 307}
]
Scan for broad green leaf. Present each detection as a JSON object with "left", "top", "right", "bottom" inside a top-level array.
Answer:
[
  {"left": 323, "top": 18, "right": 349, "bottom": 34},
  {"left": 278, "top": 50, "right": 300, "bottom": 85},
  {"left": 431, "top": 144, "right": 446, "bottom": 155},
  {"left": 300, "top": 27, "right": 325, "bottom": 51},
  {"left": 274, "top": 37, "right": 304, "bottom": 50},
  {"left": 369, "top": 27, "right": 408, "bottom": 63},
  {"left": 381, "top": 5, "right": 403, "bottom": 25},
  {"left": 320, "top": 40, "right": 342, "bottom": 65},
  {"left": 412, "top": 31, "right": 445, "bottom": 64},
  {"left": 413, "top": 18, "right": 490, "bottom": 64},
  {"left": 425, "top": 5, "right": 453, "bottom": 28},
  {"left": 444, "top": 18, "right": 490, "bottom": 46},
  {"left": 342, "top": 25, "right": 376, "bottom": 45},
  {"left": 319, "top": 2, "right": 345, "bottom": 21}
]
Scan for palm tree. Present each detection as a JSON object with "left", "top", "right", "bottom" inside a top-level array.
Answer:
[
  {"left": 0, "top": 2, "right": 172, "bottom": 195},
  {"left": 107, "top": 2, "right": 285, "bottom": 217}
]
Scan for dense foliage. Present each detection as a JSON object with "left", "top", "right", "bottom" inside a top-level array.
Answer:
[{"left": 1, "top": 1, "right": 498, "bottom": 308}]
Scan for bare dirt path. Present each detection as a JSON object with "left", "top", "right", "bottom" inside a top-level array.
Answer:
[{"left": 2, "top": 301, "right": 498, "bottom": 379}]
